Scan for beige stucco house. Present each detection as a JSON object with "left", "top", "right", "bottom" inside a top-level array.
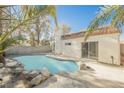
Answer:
[{"left": 55, "top": 26, "right": 123, "bottom": 65}]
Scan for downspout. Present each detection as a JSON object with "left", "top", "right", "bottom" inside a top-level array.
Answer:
[{"left": 119, "top": 32, "right": 121, "bottom": 65}]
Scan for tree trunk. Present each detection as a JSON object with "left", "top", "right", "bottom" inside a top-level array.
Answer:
[
  {"left": 0, "top": 9, "right": 5, "bottom": 66},
  {"left": 36, "top": 18, "right": 40, "bottom": 46},
  {"left": 0, "top": 9, "right": 2, "bottom": 35},
  {"left": 0, "top": 54, "right": 6, "bottom": 66}
]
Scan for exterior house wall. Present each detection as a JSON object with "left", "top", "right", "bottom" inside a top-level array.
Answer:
[
  {"left": 121, "top": 44, "right": 124, "bottom": 55},
  {"left": 55, "top": 32, "right": 120, "bottom": 65},
  {"left": 61, "top": 40, "right": 81, "bottom": 58},
  {"left": 120, "top": 44, "right": 124, "bottom": 65},
  {"left": 86, "top": 34, "right": 120, "bottom": 65},
  {"left": 55, "top": 30, "right": 63, "bottom": 54}
]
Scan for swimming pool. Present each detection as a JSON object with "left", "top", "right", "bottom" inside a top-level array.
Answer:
[{"left": 13, "top": 55, "right": 78, "bottom": 74}]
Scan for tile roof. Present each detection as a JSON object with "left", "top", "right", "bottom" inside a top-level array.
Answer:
[{"left": 61, "top": 26, "right": 121, "bottom": 40}]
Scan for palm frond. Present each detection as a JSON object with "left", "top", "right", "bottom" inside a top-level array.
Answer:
[
  {"left": 85, "top": 5, "right": 122, "bottom": 40},
  {"left": 0, "top": 5, "right": 57, "bottom": 53}
]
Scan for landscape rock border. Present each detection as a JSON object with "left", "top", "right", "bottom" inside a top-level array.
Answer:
[{"left": 0, "top": 58, "right": 52, "bottom": 88}]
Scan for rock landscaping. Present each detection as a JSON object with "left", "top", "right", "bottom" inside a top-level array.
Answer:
[
  {"left": 30, "top": 74, "right": 46, "bottom": 86},
  {"left": 0, "top": 58, "right": 52, "bottom": 88},
  {"left": 0, "top": 58, "right": 94, "bottom": 88},
  {"left": 80, "top": 63, "right": 94, "bottom": 71}
]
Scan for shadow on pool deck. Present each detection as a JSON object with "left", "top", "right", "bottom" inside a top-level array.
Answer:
[
  {"left": 36, "top": 70, "right": 124, "bottom": 88},
  {"left": 61, "top": 72, "right": 124, "bottom": 88}
]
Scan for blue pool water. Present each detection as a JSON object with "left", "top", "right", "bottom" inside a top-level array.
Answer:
[{"left": 13, "top": 55, "right": 78, "bottom": 74}]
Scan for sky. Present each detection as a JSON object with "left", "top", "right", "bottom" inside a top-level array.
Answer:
[
  {"left": 56, "top": 5, "right": 100, "bottom": 31},
  {"left": 56, "top": 5, "right": 124, "bottom": 40}
]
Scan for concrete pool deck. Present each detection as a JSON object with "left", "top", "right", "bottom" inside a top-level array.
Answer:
[
  {"left": 4, "top": 54, "right": 124, "bottom": 88},
  {"left": 46, "top": 54, "right": 78, "bottom": 61},
  {"left": 35, "top": 57, "right": 124, "bottom": 88}
]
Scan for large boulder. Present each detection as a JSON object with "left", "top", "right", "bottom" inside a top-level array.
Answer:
[
  {"left": 6, "top": 61, "right": 18, "bottom": 68},
  {"left": 14, "top": 67, "right": 24, "bottom": 73},
  {"left": 0, "top": 74, "right": 3, "bottom": 84},
  {"left": 22, "top": 70, "right": 29, "bottom": 76},
  {"left": 1, "top": 74, "right": 12, "bottom": 87},
  {"left": 30, "top": 74, "right": 46, "bottom": 86},
  {"left": 34, "top": 76, "right": 58, "bottom": 88},
  {"left": 5, "top": 58, "right": 13, "bottom": 62},
  {"left": 80, "top": 64, "right": 93, "bottom": 71},
  {"left": 5, "top": 68, "right": 12, "bottom": 74},
  {"left": 40, "top": 68, "right": 51, "bottom": 79},
  {"left": 14, "top": 80, "right": 30, "bottom": 88},
  {"left": 80, "top": 64, "right": 87, "bottom": 70},
  {"left": 0, "top": 67, "right": 12, "bottom": 74},
  {"left": 0, "top": 63, "right": 4, "bottom": 68},
  {"left": 0, "top": 68, "right": 5, "bottom": 74},
  {"left": 23, "top": 70, "right": 39, "bottom": 80},
  {"left": 22, "top": 70, "right": 29, "bottom": 79},
  {"left": 29, "top": 70, "right": 39, "bottom": 78}
]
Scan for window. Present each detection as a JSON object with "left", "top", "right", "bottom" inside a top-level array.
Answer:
[{"left": 65, "top": 42, "right": 71, "bottom": 45}]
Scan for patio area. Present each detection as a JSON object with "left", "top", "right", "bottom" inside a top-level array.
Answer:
[{"left": 36, "top": 61, "right": 124, "bottom": 88}]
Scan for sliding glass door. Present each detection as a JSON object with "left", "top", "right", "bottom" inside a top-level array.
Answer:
[
  {"left": 82, "top": 43, "right": 88, "bottom": 58},
  {"left": 82, "top": 42, "right": 98, "bottom": 59},
  {"left": 89, "top": 42, "right": 98, "bottom": 59}
]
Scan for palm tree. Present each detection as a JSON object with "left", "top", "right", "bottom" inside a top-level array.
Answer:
[
  {"left": 61, "top": 23, "right": 71, "bottom": 35},
  {"left": 0, "top": 5, "right": 57, "bottom": 65},
  {"left": 86, "top": 5, "right": 123, "bottom": 39}
]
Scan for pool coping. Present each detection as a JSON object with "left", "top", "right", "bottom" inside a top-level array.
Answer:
[{"left": 46, "top": 54, "right": 81, "bottom": 70}]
